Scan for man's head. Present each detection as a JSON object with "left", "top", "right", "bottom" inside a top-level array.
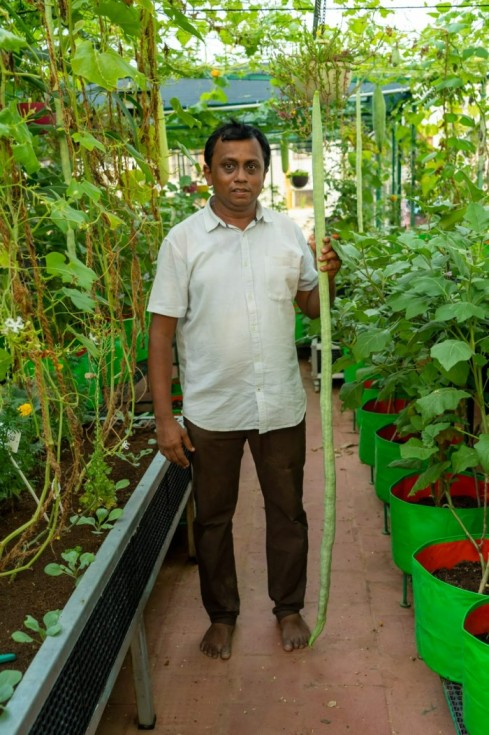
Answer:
[{"left": 204, "top": 120, "right": 271, "bottom": 172}]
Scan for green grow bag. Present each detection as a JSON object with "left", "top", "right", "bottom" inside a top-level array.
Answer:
[
  {"left": 358, "top": 397, "right": 409, "bottom": 466},
  {"left": 412, "top": 536, "right": 489, "bottom": 683},
  {"left": 390, "top": 474, "right": 486, "bottom": 574},
  {"left": 462, "top": 599, "right": 489, "bottom": 735},
  {"left": 373, "top": 424, "right": 419, "bottom": 504}
]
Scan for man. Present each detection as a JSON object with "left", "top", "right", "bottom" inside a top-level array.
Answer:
[{"left": 147, "top": 120, "right": 340, "bottom": 660}]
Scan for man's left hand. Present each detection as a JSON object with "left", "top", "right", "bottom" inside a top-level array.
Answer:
[{"left": 317, "top": 236, "right": 341, "bottom": 279}]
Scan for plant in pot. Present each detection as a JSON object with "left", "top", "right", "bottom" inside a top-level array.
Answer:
[
  {"left": 388, "top": 203, "right": 489, "bottom": 682},
  {"left": 287, "top": 169, "right": 310, "bottom": 188}
]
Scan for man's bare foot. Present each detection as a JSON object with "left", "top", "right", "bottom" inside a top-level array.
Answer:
[
  {"left": 200, "top": 623, "right": 235, "bottom": 660},
  {"left": 278, "top": 613, "right": 310, "bottom": 652}
]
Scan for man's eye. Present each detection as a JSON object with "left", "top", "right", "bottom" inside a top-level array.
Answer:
[
  {"left": 247, "top": 163, "right": 257, "bottom": 172},
  {"left": 223, "top": 163, "right": 235, "bottom": 171}
]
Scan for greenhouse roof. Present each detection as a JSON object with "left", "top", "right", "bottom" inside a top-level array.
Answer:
[{"left": 159, "top": 74, "right": 410, "bottom": 112}]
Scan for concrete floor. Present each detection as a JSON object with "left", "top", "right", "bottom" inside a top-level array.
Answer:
[{"left": 96, "top": 360, "right": 456, "bottom": 735}]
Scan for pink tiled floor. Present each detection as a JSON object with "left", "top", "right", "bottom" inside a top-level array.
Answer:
[{"left": 96, "top": 360, "right": 455, "bottom": 735}]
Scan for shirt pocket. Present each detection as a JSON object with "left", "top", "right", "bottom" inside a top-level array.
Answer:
[{"left": 265, "top": 254, "right": 301, "bottom": 302}]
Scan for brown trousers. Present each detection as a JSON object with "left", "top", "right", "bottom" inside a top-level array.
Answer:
[{"left": 184, "top": 418, "right": 308, "bottom": 625}]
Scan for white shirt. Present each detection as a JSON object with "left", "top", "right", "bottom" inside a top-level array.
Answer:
[{"left": 147, "top": 199, "right": 318, "bottom": 433}]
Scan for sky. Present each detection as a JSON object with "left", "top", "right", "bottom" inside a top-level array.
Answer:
[{"left": 317, "top": 1, "right": 433, "bottom": 35}]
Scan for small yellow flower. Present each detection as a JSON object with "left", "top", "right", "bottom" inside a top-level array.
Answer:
[
  {"left": 18, "top": 403, "right": 33, "bottom": 417},
  {"left": 210, "top": 68, "right": 220, "bottom": 78}
]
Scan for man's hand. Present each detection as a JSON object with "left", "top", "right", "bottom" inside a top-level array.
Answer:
[
  {"left": 308, "top": 234, "right": 342, "bottom": 280},
  {"left": 155, "top": 415, "right": 195, "bottom": 468}
]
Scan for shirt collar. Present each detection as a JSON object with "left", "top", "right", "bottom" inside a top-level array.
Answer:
[{"left": 203, "top": 197, "right": 271, "bottom": 231}]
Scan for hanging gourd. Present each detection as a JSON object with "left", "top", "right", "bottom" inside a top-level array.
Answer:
[
  {"left": 372, "top": 84, "right": 386, "bottom": 153},
  {"left": 280, "top": 134, "right": 290, "bottom": 174}
]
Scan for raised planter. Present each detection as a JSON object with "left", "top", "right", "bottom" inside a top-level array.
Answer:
[
  {"left": 412, "top": 535, "right": 489, "bottom": 683},
  {"left": 0, "top": 454, "right": 193, "bottom": 735},
  {"left": 357, "top": 397, "right": 409, "bottom": 469},
  {"left": 462, "top": 598, "right": 489, "bottom": 735}
]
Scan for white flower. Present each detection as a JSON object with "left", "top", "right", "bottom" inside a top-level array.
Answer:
[
  {"left": 89, "top": 332, "right": 99, "bottom": 345},
  {"left": 121, "top": 440, "right": 130, "bottom": 450},
  {"left": 84, "top": 372, "right": 97, "bottom": 380},
  {"left": 2, "top": 317, "right": 25, "bottom": 335}
]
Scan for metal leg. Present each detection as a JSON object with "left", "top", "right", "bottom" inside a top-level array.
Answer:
[
  {"left": 370, "top": 465, "right": 374, "bottom": 484},
  {"left": 382, "top": 503, "right": 390, "bottom": 535},
  {"left": 131, "top": 617, "right": 156, "bottom": 730},
  {"left": 400, "top": 573, "right": 411, "bottom": 608}
]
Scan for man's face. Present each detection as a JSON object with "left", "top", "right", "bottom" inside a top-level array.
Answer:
[{"left": 203, "top": 137, "right": 267, "bottom": 214}]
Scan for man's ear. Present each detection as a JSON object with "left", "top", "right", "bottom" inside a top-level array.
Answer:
[{"left": 203, "top": 164, "right": 212, "bottom": 184}]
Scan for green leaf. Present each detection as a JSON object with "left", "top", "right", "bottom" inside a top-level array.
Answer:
[
  {"left": 45, "top": 252, "right": 97, "bottom": 289},
  {"left": 170, "top": 98, "right": 202, "bottom": 129},
  {"left": 451, "top": 445, "right": 479, "bottom": 474},
  {"left": 115, "top": 478, "right": 130, "bottom": 490},
  {"left": 408, "top": 462, "right": 451, "bottom": 495},
  {"left": 94, "top": 0, "right": 142, "bottom": 37},
  {"left": 11, "top": 631, "right": 34, "bottom": 644},
  {"left": 43, "top": 610, "right": 61, "bottom": 630},
  {"left": 0, "top": 670, "right": 22, "bottom": 704},
  {"left": 463, "top": 202, "right": 489, "bottom": 234},
  {"left": 352, "top": 328, "right": 391, "bottom": 360},
  {"left": 49, "top": 199, "right": 88, "bottom": 233},
  {"left": 474, "top": 434, "right": 489, "bottom": 474},
  {"left": 44, "top": 563, "right": 64, "bottom": 577},
  {"left": 72, "top": 41, "right": 146, "bottom": 90},
  {"left": 71, "top": 131, "right": 106, "bottom": 153},
  {"left": 61, "top": 288, "right": 96, "bottom": 312},
  {"left": 67, "top": 179, "right": 102, "bottom": 202},
  {"left": 431, "top": 340, "right": 474, "bottom": 371},
  {"left": 23, "top": 615, "right": 41, "bottom": 633},
  {"left": 162, "top": 1, "right": 205, "bottom": 41},
  {"left": 12, "top": 142, "right": 40, "bottom": 175},
  {"left": 415, "top": 388, "right": 470, "bottom": 421},
  {"left": 400, "top": 438, "right": 438, "bottom": 461},
  {"left": 0, "top": 28, "right": 28, "bottom": 52},
  {"left": 0, "top": 348, "right": 12, "bottom": 381},
  {"left": 435, "top": 302, "right": 486, "bottom": 323}
]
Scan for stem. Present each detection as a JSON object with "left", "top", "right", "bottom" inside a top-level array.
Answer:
[
  {"left": 7, "top": 452, "right": 50, "bottom": 523},
  {"left": 309, "top": 90, "right": 337, "bottom": 647}
]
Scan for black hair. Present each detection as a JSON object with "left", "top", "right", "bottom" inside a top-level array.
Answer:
[{"left": 204, "top": 119, "right": 271, "bottom": 171}]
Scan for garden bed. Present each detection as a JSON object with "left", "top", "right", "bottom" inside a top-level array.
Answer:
[{"left": 0, "top": 421, "right": 158, "bottom": 674}]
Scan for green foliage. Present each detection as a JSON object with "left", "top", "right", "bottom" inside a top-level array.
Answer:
[
  {"left": 11, "top": 610, "right": 62, "bottom": 646},
  {"left": 44, "top": 547, "right": 95, "bottom": 586},
  {"left": 0, "top": 386, "right": 41, "bottom": 503},
  {"left": 70, "top": 507, "right": 123, "bottom": 535},
  {"left": 0, "top": 670, "right": 22, "bottom": 710}
]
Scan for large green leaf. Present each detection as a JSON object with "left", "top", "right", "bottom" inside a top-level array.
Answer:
[
  {"left": 415, "top": 387, "right": 470, "bottom": 421},
  {"left": 94, "top": 0, "right": 142, "bottom": 37},
  {"left": 400, "top": 438, "right": 438, "bottom": 461},
  {"left": 49, "top": 200, "right": 88, "bottom": 233},
  {"left": 61, "top": 287, "right": 96, "bottom": 312},
  {"left": 431, "top": 339, "right": 474, "bottom": 371},
  {"left": 464, "top": 202, "right": 489, "bottom": 234},
  {"left": 435, "top": 302, "right": 487, "bottom": 323},
  {"left": 352, "top": 328, "right": 391, "bottom": 360},
  {"left": 408, "top": 461, "right": 451, "bottom": 495},
  {"left": 45, "top": 252, "right": 97, "bottom": 289},
  {"left": 474, "top": 434, "right": 489, "bottom": 474},
  {"left": 0, "top": 28, "right": 27, "bottom": 52},
  {"left": 72, "top": 41, "right": 146, "bottom": 90},
  {"left": 451, "top": 445, "right": 479, "bottom": 474}
]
